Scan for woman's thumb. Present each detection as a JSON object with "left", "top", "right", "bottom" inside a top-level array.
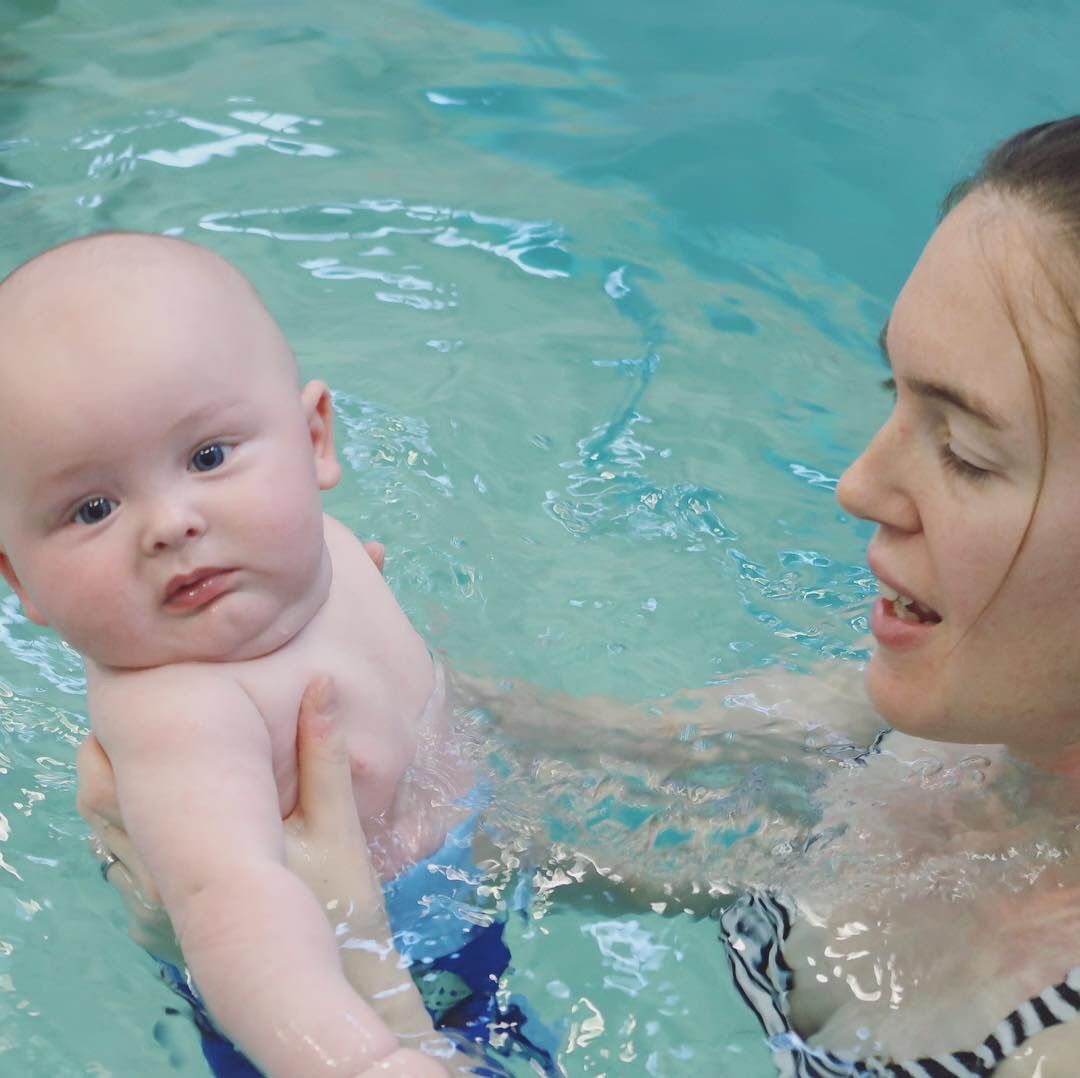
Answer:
[{"left": 294, "top": 675, "right": 353, "bottom": 822}]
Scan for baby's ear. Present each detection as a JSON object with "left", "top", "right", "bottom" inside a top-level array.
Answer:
[
  {"left": 0, "top": 552, "right": 47, "bottom": 626},
  {"left": 300, "top": 380, "right": 342, "bottom": 491}
]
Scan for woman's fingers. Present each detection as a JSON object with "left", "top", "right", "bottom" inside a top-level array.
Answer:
[
  {"left": 76, "top": 733, "right": 162, "bottom": 904},
  {"left": 282, "top": 687, "right": 432, "bottom": 1040},
  {"left": 75, "top": 733, "right": 176, "bottom": 957},
  {"left": 284, "top": 677, "right": 392, "bottom": 939},
  {"left": 75, "top": 733, "right": 121, "bottom": 831},
  {"left": 362, "top": 540, "right": 385, "bottom": 574},
  {"left": 289, "top": 676, "right": 360, "bottom": 840}
]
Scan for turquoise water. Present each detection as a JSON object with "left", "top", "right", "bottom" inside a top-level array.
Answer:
[{"left": 1, "top": 0, "right": 1078, "bottom": 1073}]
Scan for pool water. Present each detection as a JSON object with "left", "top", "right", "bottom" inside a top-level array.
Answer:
[{"left": 2, "top": 0, "right": 1078, "bottom": 1073}]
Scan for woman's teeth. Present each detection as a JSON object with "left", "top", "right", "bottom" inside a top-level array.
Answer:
[
  {"left": 878, "top": 582, "right": 941, "bottom": 624},
  {"left": 893, "top": 597, "right": 922, "bottom": 622}
]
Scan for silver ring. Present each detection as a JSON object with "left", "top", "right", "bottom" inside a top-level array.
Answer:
[{"left": 99, "top": 851, "right": 121, "bottom": 881}]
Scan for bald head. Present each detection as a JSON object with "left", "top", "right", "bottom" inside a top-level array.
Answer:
[
  {"left": 0, "top": 231, "right": 298, "bottom": 384},
  {"left": 2, "top": 230, "right": 243, "bottom": 288}
]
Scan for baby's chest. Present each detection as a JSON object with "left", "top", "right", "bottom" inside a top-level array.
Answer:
[{"left": 245, "top": 654, "right": 426, "bottom": 823}]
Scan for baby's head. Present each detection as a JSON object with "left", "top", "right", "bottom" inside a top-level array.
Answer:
[{"left": 0, "top": 232, "right": 341, "bottom": 670}]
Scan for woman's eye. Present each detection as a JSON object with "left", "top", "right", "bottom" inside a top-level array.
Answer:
[
  {"left": 940, "top": 444, "right": 992, "bottom": 483},
  {"left": 191, "top": 443, "right": 228, "bottom": 472},
  {"left": 74, "top": 496, "right": 115, "bottom": 525}
]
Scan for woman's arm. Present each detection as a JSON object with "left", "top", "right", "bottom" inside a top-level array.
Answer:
[
  {"left": 455, "top": 652, "right": 882, "bottom": 768},
  {"left": 456, "top": 657, "right": 885, "bottom": 913}
]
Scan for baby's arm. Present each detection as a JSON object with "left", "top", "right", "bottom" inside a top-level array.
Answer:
[{"left": 94, "top": 667, "right": 446, "bottom": 1077}]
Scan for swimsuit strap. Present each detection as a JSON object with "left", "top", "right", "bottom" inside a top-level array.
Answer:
[{"left": 721, "top": 892, "right": 1080, "bottom": 1077}]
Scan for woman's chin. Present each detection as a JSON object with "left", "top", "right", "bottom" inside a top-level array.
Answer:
[{"left": 866, "top": 651, "right": 937, "bottom": 737}]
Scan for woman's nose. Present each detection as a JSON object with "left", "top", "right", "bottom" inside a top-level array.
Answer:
[{"left": 836, "top": 420, "right": 920, "bottom": 534}]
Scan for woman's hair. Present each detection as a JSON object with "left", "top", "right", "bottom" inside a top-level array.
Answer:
[
  {"left": 935, "top": 120, "right": 1080, "bottom": 637},
  {"left": 941, "top": 116, "right": 1080, "bottom": 230}
]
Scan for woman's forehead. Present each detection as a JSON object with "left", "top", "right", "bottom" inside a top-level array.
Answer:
[{"left": 892, "top": 194, "right": 1080, "bottom": 400}]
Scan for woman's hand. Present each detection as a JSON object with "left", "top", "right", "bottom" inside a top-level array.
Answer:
[
  {"left": 77, "top": 732, "right": 180, "bottom": 962},
  {"left": 288, "top": 685, "right": 479, "bottom": 1075},
  {"left": 283, "top": 677, "right": 441, "bottom": 1041}
]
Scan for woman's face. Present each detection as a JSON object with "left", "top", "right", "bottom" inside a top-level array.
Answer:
[{"left": 837, "top": 192, "right": 1080, "bottom": 772}]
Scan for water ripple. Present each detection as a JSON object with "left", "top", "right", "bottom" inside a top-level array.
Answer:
[
  {"left": 201, "top": 198, "right": 571, "bottom": 280},
  {"left": 333, "top": 390, "right": 454, "bottom": 503}
]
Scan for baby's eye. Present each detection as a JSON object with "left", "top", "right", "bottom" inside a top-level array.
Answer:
[
  {"left": 191, "top": 443, "right": 228, "bottom": 472},
  {"left": 74, "top": 496, "right": 115, "bottom": 525}
]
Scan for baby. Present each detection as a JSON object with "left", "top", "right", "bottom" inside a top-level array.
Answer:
[{"left": 0, "top": 232, "right": 475, "bottom": 1076}]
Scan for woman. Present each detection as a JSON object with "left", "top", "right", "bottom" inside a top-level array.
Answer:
[{"left": 80, "top": 118, "right": 1080, "bottom": 1076}]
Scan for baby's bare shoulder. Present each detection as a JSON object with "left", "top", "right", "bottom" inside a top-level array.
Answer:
[
  {"left": 90, "top": 658, "right": 241, "bottom": 704},
  {"left": 322, "top": 512, "right": 364, "bottom": 552},
  {"left": 321, "top": 515, "right": 382, "bottom": 581},
  {"left": 88, "top": 661, "right": 260, "bottom": 750}
]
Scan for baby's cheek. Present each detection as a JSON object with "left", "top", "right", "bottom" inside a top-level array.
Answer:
[
  {"left": 235, "top": 493, "right": 323, "bottom": 592},
  {"left": 272, "top": 493, "right": 324, "bottom": 553},
  {"left": 43, "top": 567, "right": 130, "bottom": 655}
]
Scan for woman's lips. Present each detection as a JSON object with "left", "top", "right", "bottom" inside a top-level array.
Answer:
[
  {"left": 164, "top": 570, "right": 235, "bottom": 612},
  {"left": 870, "top": 595, "right": 940, "bottom": 649},
  {"left": 866, "top": 554, "right": 942, "bottom": 648}
]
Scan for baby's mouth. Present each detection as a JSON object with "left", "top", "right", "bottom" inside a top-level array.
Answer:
[
  {"left": 879, "top": 582, "right": 942, "bottom": 625},
  {"left": 164, "top": 568, "right": 234, "bottom": 611}
]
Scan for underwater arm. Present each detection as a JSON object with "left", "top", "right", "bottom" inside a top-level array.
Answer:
[
  {"left": 456, "top": 656, "right": 883, "bottom": 775},
  {"left": 459, "top": 661, "right": 886, "bottom": 910}
]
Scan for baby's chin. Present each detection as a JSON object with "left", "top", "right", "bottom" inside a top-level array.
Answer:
[
  {"left": 86, "top": 636, "right": 283, "bottom": 672},
  {"left": 83, "top": 601, "right": 321, "bottom": 672}
]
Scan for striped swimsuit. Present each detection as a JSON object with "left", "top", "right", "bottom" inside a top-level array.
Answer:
[{"left": 721, "top": 891, "right": 1080, "bottom": 1077}]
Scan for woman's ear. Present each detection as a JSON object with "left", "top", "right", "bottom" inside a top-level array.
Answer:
[
  {"left": 0, "top": 552, "right": 47, "bottom": 625},
  {"left": 300, "top": 380, "right": 342, "bottom": 491}
]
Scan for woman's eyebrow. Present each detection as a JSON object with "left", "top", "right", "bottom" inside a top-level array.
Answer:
[
  {"left": 878, "top": 320, "right": 891, "bottom": 369},
  {"left": 876, "top": 319, "right": 1008, "bottom": 431}
]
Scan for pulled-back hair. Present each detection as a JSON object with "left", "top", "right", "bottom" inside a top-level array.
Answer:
[
  {"left": 934, "top": 119, "right": 1080, "bottom": 638},
  {"left": 941, "top": 116, "right": 1080, "bottom": 231}
]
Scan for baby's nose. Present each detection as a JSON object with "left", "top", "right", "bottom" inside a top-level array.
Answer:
[{"left": 142, "top": 501, "right": 207, "bottom": 554}]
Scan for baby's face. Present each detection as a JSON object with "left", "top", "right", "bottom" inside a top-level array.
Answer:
[{"left": 0, "top": 236, "right": 340, "bottom": 669}]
